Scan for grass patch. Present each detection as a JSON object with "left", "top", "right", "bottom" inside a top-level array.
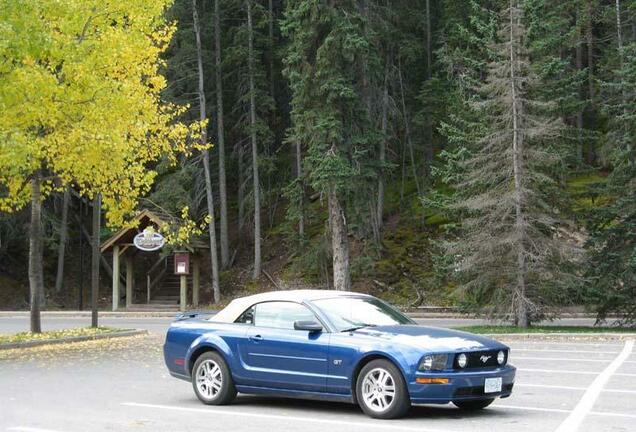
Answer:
[
  {"left": 0, "top": 326, "right": 126, "bottom": 345},
  {"left": 454, "top": 325, "right": 636, "bottom": 334}
]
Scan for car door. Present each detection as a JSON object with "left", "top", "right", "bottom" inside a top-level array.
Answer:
[{"left": 238, "top": 301, "right": 330, "bottom": 393}]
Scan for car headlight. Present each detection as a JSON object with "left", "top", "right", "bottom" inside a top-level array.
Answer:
[
  {"left": 418, "top": 354, "right": 448, "bottom": 371},
  {"left": 457, "top": 353, "right": 467, "bottom": 368},
  {"left": 498, "top": 350, "right": 506, "bottom": 365}
]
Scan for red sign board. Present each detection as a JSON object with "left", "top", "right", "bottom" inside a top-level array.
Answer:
[{"left": 174, "top": 252, "right": 190, "bottom": 275}]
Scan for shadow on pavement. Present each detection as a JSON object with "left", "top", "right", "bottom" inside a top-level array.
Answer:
[{"left": 231, "top": 394, "right": 507, "bottom": 420}]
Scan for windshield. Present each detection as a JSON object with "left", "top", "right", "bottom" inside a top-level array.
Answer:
[{"left": 311, "top": 296, "right": 415, "bottom": 332}]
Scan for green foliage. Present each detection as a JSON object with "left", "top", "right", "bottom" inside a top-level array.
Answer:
[{"left": 586, "top": 39, "right": 636, "bottom": 325}]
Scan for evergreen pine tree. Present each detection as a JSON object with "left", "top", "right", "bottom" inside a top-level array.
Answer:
[
  {"left": 443, "top": 0, "right": 578, "bottom": 326},
  {"left": 586, "top": 0, "right": 636, "bottom": 325}
]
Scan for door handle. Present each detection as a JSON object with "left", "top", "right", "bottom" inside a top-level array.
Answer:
[{"left": 249, "top": 334, "right": 263, "bottom": 342}]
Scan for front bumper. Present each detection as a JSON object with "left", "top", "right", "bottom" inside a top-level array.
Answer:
[{"left": 408, "top": 364, "right": 516, "bottom": 404}]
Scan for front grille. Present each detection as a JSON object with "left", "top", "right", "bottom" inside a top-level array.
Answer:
[
  {"left": 453, "top": 350, "right": 507, "bottom": 370},
  {"left": 454, "top": 383, "right": 514, "bottom": 397}
]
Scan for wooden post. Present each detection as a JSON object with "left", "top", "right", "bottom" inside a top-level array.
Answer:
[
  {"left": 126, "top": 255, "right": 133, "bottom": 308},
  {"left": 192, "top": 258, "right": 200, "bottom": 307},
  {"left": 112, "top": 245, "right": 120, "bottom": 311},
  {"left": 91, "top": 194, "right": 101, "bottom": 328},
  {"left": 180, "top": 274, "right": 187, "bottom": 312}
]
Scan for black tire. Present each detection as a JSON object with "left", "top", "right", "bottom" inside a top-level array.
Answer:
[
  {"left": 191, "top": 351, "right": 237, "bottom": 405},
  {"left": 452, "top": 398, "right": 495, "bottom": 411},
  {"left": 355, "top": 359, "right": 411, "bottom": 419}
]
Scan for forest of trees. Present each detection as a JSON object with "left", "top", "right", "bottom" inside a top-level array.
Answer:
[{"left": 1, "top": 0, "right": 635, "bottom": 328}]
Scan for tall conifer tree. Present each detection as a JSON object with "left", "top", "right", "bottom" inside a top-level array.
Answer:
[{"left": 442, "top": 0, "right": 577, "bottom": 326}]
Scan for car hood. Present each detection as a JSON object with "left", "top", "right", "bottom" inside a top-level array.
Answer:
[{"left": 350, "top": 325, "right": 506, "bottom": 352}]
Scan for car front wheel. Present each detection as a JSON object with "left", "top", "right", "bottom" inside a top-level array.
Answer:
[
  {"left": 191, "top": 351, "right": 237, "bottom": 405},
  {"left": 453, "top": 398, "right": 495, "bottom": 410},
  {"left": 356, "top": 359, "right": 410, "bottom": 419}
]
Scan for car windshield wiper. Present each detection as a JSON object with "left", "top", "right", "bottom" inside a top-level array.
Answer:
[{"left": 340, "top": 324, "right": 377, "bottom": 332}]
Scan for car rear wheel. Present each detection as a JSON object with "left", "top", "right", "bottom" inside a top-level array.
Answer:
[
  {"left": 192, "top": 351, "right": 237, "bottom": 405},
  {"left": 453, "top": 398, "right": 495, "bottom": 410},
  {"left": 356, "top": 359, "right": 410, "bottom": 419}
]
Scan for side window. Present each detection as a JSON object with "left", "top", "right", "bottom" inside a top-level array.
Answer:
[
  {"left": 235, "top": 306, "right": 255, "bottom": 324},
  {"left": 254, "top": 302, "right": 316, "bottom": 330}
]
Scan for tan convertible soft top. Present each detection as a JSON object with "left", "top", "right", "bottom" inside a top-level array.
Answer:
[{"left": 210, "top": 289, "right": 370, "bottom": 323}]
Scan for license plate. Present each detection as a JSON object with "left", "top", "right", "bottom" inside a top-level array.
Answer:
[{"left": 484, "top": 377, "right": 502, "bottom": 393}]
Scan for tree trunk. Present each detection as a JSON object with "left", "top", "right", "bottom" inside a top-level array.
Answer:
[
  {"left": 615, "top": 0, "right": 624, "bottom": 67},
  {"left": 194, "top": 0, "right": 221, "bottom": 302},
  {"left": 509, "top": 0, "right": 528, "bottom": 328},
  {"left": 214, "top": 0, "right": 230, "bottom": 270},
  {"left": 376, "top": 57, "right": 389, "bottom": 231},
  {"left": 28, "top": 174, "right": 43, "bottom": 333},
  {"left": 247, "top": 0, "right": 261, "bottom": 280},
  {"left": 425, "top": 0, "right": 432, "bottom": 79},
  {"left": 361, "top": 0, "right": 372, "bottom": 115},
  {"left": 90, "top": 194, "right": 101, "bottom": 328},
  {"left": 585, "top": 0, "right": 596, "bottom": 165},
  {"left": 586, "top": 0, "right": 595, "bottom": 103},
  {"left": 54, "top": 187, "right": 70, "bottom": 294},
  {"left": 268, "top": 0, "right": 276, "bottom": 106},
  {"left": 328, "top": 183, "right": 351, "bottom": 291},
  {"left": 238, "top": 142, "right": 245, "bottom": 238},
  {"left": 266, "top": 0, "right": 276, "bottom": 230},
  {"left": 575, "top": 20, "right": 584, "bottom": 164},
  {"left": 296, "top": 140, "right": 304, "bottom": 237},
  {"left": 615, "top": 0, "right": 624, "bottom": 63},
  {"left": 615, "top": 0, "right": 629, "bottom": 141},
  {"left": 397, "top": 56, "right": 421, "bottom": 196},
  {"left": 424, "top": 0, "right": 434, "bottom": 164}
]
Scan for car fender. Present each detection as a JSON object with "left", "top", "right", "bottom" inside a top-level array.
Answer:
[
  {"left": 185, "top": 332, "right": 238, "bottom": 375},
  {"left": 353, "top": 347, "right": 413, "bottom": 385}
]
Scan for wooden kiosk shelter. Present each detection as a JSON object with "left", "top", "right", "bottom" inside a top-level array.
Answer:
[{"left": 100, "top": 209, "right": 206, "bottom": 311}]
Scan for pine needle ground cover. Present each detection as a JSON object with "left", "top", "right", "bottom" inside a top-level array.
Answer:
[{"left": 0, "top": 327, "right": 127, "bottom": 345}]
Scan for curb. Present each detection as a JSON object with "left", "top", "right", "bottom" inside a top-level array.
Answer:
[
  {"left": 0, "top": 311, "right": 179, "bottom": 318},
  {"left": 0, "top": 329, "right": 148, "bottom": 350},
  {"left": 486, "top": 332, "right": 636, "bottom": 341}
]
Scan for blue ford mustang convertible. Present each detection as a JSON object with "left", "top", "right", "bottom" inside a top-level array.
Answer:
[{"left": 164, "top": 290, "right": 515, "bottom": 419}]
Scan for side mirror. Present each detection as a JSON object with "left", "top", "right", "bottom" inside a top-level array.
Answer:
[{"left": 294, "top": 320, "right": 323, "bottom": 332}]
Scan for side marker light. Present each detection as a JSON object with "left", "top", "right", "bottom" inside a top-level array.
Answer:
[{"left": 416, "top": 377, "right": 450, "bottom": 384}]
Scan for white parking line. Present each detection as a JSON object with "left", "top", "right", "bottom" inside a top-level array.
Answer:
[
  {"left": 517, "top": 368, "right": 636, "bottom": 377},
  {"left": 554, "top": 339, "right": 634, "bottom": 432},
  {"left": 507, "top": 342, "right": 623, "bottom": 348},
  {"left": 513, "top": 355, "right": 636, "bottom": 364},
  {"left": 122, "top": 402, "right": 455, "bottom": 432},
  {"left": 513, "top": 356, "right": 612, "bottom": 363},
  {"left": 494, "top": 404, "right": 636, "bottom": 419},
  {"left": 515, "top": 383, "right": 636, "bottom": 394},
  {"left": 513, "top": 348, "right": 621, "bottom": 355},
  {"left": 515, "top": 383, "right": 586, "bottom": 391},
  {"left": 518, "top": 368, "right": 599, "bottom": 375},
  {"left": 493, "top": 404, "right": 570, "bottom": 414},
  {"left": 7, "top": 428, "right": 66, "bottom": 432}
]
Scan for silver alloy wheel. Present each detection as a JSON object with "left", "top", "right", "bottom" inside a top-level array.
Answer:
[
  {"left": 195, "top": 359, "right": 223, "bottom": 400},
  {"left": 361, "top": 367, "right": 396, "bottom": 413}
]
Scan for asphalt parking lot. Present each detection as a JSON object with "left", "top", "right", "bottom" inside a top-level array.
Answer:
[{"left": 0, "top": 320, "right": 634, "bottom": 432}]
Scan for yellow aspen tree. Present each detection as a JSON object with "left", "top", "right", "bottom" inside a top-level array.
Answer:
[{"left": 0, "top": 0, "right": 200, "bottom": 331}]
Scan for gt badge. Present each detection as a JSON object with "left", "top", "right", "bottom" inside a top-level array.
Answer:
[{"left": 333, "top": 359, "right": 343, "bottom": 366}]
